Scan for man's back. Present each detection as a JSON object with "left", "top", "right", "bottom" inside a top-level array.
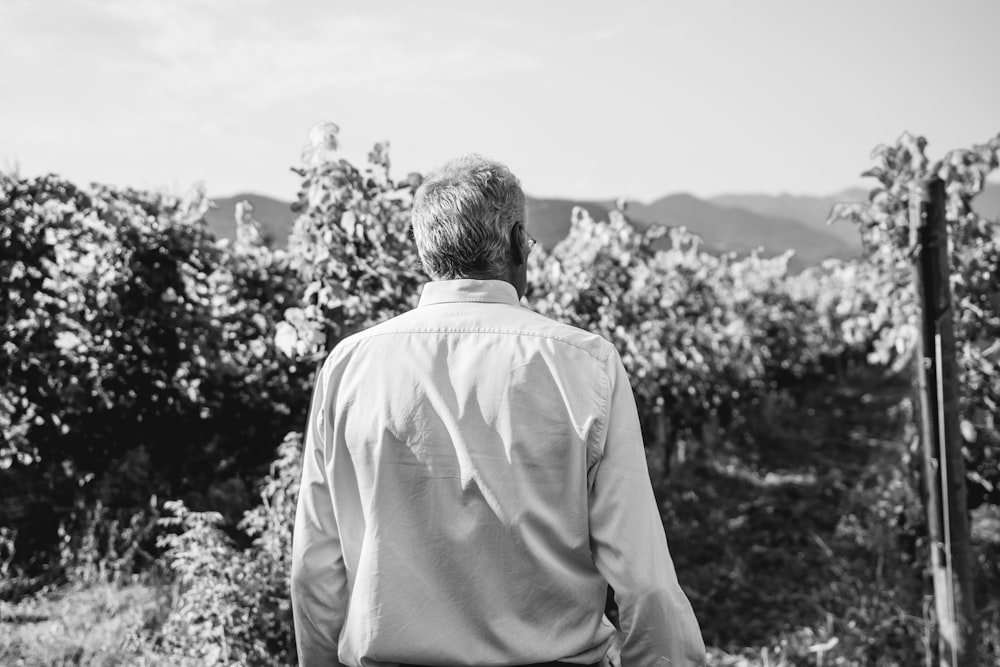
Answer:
[{"left": 292, "top": 279, "right": 705, "bottom": 666}]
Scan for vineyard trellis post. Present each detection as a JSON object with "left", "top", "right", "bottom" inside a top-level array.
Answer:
[{"left": 908, "top": 177, "right": 977, "bottom": 666}]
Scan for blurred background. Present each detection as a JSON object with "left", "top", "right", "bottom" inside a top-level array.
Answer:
[{"left": 2, "top": 1, "right": 1000, "bottom": 664}]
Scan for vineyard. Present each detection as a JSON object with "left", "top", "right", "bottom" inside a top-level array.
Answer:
[{"left": 2, "top": 124, "right": 1000, "bottom": 665}]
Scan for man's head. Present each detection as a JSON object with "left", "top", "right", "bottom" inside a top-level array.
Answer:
[{"left": 411, "top": 154, "right": 531, "bottom": 297}]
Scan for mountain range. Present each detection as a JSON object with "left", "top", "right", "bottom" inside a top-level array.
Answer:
[{"left": 205, "top": 183, "right": 1000, "bottom": 271}]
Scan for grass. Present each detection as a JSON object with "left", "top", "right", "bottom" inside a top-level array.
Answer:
[
  {"left": 0, "top": 582, "right": 172, "bottom": 666},
  {"left": 663, "top": 365, "right": 934, "bottom": 665}
]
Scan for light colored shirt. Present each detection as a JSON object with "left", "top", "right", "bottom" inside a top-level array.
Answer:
[{"left": 291, "top": 279, "right": 705, "bottom": 667}]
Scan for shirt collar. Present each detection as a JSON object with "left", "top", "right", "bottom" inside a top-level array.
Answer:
[{"left": 418, "top": 279, "right": 521, "bottom": 307}]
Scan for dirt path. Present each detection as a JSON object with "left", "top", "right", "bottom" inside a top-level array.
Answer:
[{"left": 661, "top": 364, "right": 924, "bottom": 661}]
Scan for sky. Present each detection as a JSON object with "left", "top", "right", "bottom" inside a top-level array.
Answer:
[{"left": 2, "top": 0, "right": 999, "bottom": 203}]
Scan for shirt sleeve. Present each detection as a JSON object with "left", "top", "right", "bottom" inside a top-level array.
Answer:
[
  {"left": 588, "top": 349, "right": 706, "bottom": 666},
  {"left": 291, "top": 359, "right": 349, "bottom": 667}
]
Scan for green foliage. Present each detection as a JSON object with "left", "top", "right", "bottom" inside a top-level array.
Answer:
[
  {"left": 1, "top": 583, "right": 171, "bottom": 666},
  {"left": 276, "top": 122, "right": 426, "bottom": 360},
  {"left": 56, "top": 496, "right": 160, "bottom": 586},
  {"left": 155, "top": 432, "right": 302, "bottom": 666},
  {"left": 664, "top": 366, "right": 930, "bottom": 666},
  {"left": 830, "top": 132, "right": 1000, "bottom": 505},
  {"left": 527, "top": 207, "right": 868, "bottom": 471},
  {"left": 0, "top": 173, "right": 311, "bottom": 566}
]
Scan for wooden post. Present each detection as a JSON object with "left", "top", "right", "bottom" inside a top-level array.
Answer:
[{"left": 909, "top": 177, "right": 977, "bottom": 666}]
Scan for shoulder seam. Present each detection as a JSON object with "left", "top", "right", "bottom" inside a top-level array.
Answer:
[
  {"left": 588, "top": 351, "right": 615, "bottom": 469},
  {"left": 345, "top": 327, "right": 613, "bottom": 362}
]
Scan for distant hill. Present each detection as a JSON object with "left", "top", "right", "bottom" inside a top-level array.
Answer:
[
  {"left": 206, "top": 182, "right": 1000, "bottom": 270},
  {"left": 711, "top": 182, "right": 1000, "bottom": 248},
  {"left": 204, "top": 193, "right": 298, "bottom": 247},
  {"left": 204, "top": 193, "right": 623, "bottom": 252},
  {"left": 204, "top": 191, "right": 856, "bottom": 271},
  {"left": 524, "top": 198, "right": 612, "bottom": 249},
  {"left": 629, "top": 193, "right": 857, "bottom": 266},
  {"left": 709, "top": 189, "right": 868, "bottom": 249},
  {"left": 973, "top": 182, "right": 1000, "bottom": 220}
]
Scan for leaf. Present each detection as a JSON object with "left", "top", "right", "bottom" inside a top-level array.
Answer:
[
  {"left": 960, "top": 419, "right": 977, "bottom": 443},
  {"left": 274, "top": 322, "right": 298, "bottom": 358},
  {"left": 340, "top": 211, "right": 357, "bottom": 235}
]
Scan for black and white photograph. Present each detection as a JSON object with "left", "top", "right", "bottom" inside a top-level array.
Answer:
[{"left": 2, "top": 1, "right": 999, "bottom": 665}]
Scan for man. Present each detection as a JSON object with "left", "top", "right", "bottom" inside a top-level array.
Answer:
[{"left": 291, "top": 155, "right": 705, "bottom": 666}]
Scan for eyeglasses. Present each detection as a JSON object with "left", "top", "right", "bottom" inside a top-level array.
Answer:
[{"left": 526, "top": 233, "right": 537, "bottom": 254}]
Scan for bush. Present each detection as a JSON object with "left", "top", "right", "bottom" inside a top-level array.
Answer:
[
  {"left": 56, "top": 496, "right": 161, "bottom": 586},
  {"left": 274, "top": 122, "right": 425, "bottom": 360},
  {"left": 155, "top": 432, "right": 302, "bottom": 666},
  {"left": 0, "top": 174, "right": 311, "bottom": 569},
  {"left": 527, "top": 207, "right": 869, "bottom": 477}
]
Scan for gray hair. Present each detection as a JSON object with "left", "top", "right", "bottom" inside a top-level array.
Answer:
[{"left": 411, "top": 154, "right": 526, "bottom": 280}]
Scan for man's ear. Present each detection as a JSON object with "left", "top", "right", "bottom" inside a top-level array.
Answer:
[{"left": 510, "top": 223, "right": 526, "bottom": 266}]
